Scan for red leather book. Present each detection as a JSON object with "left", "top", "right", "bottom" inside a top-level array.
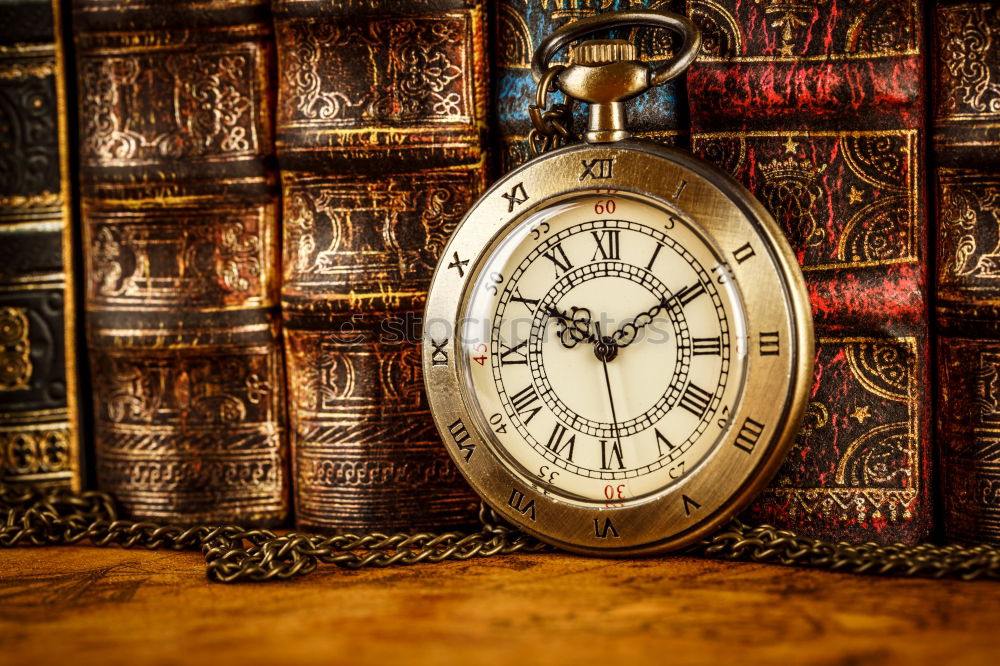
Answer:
[
  {"left": 933, "top": 2, "right": 1000, "bottom": 544},
  {"left": 687, "top": 0, "right": 932, "bottom": 542},
  {"left": 74, "top": 0, "right": 289, "bottom": 525},
  {"left": 274, "top": 0, "right": 485, "bottom": 531}
]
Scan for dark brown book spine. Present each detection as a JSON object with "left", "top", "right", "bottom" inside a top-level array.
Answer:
[
  {"left": 933, "top": 2, "right": 1000, "bottom": 543},
  {"left": 687, "top": 0, "right": 933, "bottom": 543},
  {"left": 275, "top": 0, "right": 485, "bottom": 531},
  {"left": 74, "top": 0, "right": 288, "bottom": 524},
  {"left": 0, "top": 0, "right": 81, "bottom": 490}
]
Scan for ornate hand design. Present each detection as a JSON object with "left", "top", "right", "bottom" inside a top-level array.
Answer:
[
  {"left": 610, "top": 295, "right": 672, "bottom": 348},
  {"left": 548, "top": 305, "right": 597, "bottom": 349}
]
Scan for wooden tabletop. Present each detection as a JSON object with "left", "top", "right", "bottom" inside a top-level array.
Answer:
[{"left": 1, "top": 545, "right": 997, "bottom": 666}]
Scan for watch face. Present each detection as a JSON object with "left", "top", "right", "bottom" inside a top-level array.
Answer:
[
  {"left": 460, "top": 193, "right": 745, "bottom": 506},
  {"left": 423, "top": 141, "right": 812, "bottom": 554}
]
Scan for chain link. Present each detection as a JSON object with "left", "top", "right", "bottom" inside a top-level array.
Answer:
[
  {"left": 527, "top": 65, "right": 576, "bottom": 156},
  {"left": 3, "top": 483, "right": 1000, "bottom": 582}
]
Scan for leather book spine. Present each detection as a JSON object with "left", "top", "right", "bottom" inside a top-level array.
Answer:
[
  {"left": 0, "top": 0, "right": 81, "bottom": 490},
  {"left": 932, "top": 2, "right": 1000, "bottom": 544},
  {"left": 73, "top": 0, "right": 288, "bottom": 525},
  {"left": 687, "top": 0, "right": 932, "bottom": 543},
  {"left": 275, "top": 0, "right": 485, "bottom": 531},
  {"left": 494, "top": 0, "right": 688, "bottom": 172}
]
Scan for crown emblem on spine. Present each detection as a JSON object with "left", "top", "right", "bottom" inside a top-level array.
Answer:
[{"left": 759, "top": 156, "right": 826, "bottom": 184}]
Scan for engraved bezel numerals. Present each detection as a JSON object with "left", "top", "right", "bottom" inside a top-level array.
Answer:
[{"left": 422, "top": 140, "right": 813, "bottom": 556}]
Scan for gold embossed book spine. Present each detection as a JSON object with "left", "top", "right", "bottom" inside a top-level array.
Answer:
[
  {"left": 0, "top": 0, "right": 80, "bottom": 490},
  {"left": 73, "top": 0, "right": 288, "bottom": 524},
  {"left": 275, "top": 0, "right": 486, "bottom": 531},
  {"left": 933, "top": 3, "right": 1000, "bottom": 544},
  {"left": 686, "top": 1, "right": 932, "bottom": 543}
]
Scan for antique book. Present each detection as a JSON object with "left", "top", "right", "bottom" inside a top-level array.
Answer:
[
  {"left": 687, "top": 0, "right": 932, "bottom": 542},
  {"left": 73, "top": 0, "right": 288, "bottom": 524},
  {"left": 0, "top": 0, "right": 80, "bottom": 490},
  {"left": 274, "top": 0, "right": 486, "bottom": 531},
  {"left": 495, "top": 0, "right": 688, "bottom": 172},
  {"left": 933, "top": 3, "right": 1000, "bottom": 544}
]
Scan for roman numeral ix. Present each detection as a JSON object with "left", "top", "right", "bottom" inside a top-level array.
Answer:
[{"left": 499, "top": 339, "right": 528, "bottom": 365}]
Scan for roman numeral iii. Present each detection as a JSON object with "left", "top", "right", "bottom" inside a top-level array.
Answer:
[{"left": 691, "top": 336, "right": 722, "bottom": 356}]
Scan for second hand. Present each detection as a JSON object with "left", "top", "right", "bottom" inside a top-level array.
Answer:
[{"left": 595, "top": 323, "right": 622, "bottom": 451}]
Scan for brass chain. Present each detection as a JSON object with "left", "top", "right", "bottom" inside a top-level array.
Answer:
[
  {"left": 527, "top": 65, "right": 576, "bottom": 156},
  {"left": 4, "top": 483, "right": 1000, "bottom": 582}
]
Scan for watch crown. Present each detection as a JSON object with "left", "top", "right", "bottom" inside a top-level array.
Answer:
[{"left": 569, "top": 39, "right": 637, "bottom": 66}]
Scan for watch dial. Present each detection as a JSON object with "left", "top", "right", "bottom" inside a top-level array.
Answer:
[{"left": 460, "top": 193, "right": 748, "bottom": 506}]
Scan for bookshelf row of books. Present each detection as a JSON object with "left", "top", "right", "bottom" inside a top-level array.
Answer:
[{"left": 1, "top": 0, "right": 998, "bottom": 545}]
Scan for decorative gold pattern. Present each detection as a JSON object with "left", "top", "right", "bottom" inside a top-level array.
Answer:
[
  {"left": 497, "top": 2, "right": 533, "bottom": 69},
  {"left": 0, "top": 0, "right": 80, "bottom": 490},
  {"left": 279, "top": 15, "right": 473, "bottom": 128},
  {"left": 760, "top": 337, "right": 920, "bottom": 522},
  {"left": 939, "top": 340, "right": 1000, "bottom": 543},
  {"left": 282, "top": 167, "right": 484, "bottom": 308},
  {"left": 758, "top": 155, "right": 827, "bottom": 250},
  {"left": 753, "top": 0, "right": 829, "bottom": 57},
  {"left": 91, "top": 346, "right": 286, "bottom": 522},
  {"left": 0, "top": 426, "right": 70, "bottom": 478},
  {"left": 690, "top": 0, "right": 743, "bottom": 58},
  {"left": 974, "top": 351, "right": 1000, "bottom": 426},
  {"left": 76, "top": 6, "right": 286, "bottom": 521},
  {"left": 936, "top": 5, "right": 1000, "bottom": 122},
  {"left": 79, "top": 46, "right": 262, "bottom": 167},
  {"left": 0, "top": 192, "right": 62, "bottom": 209},
  {"left": 693, "top": 0, "right": 918, "bottom": 61},
  {"left": 287, "top": 328, "right": 476, "bottom": 531},
  {"left": 84, "top": 204, "right": 276, "bottom": 309},
  {"left": 694, "top": 131, "right": 918, "bottom": 271},
  {"left": 937, "top": 171, "right": 1000, "bottom": 297},
  {"left": 0, "top": 307, "right": 31, "bottom": 391}
]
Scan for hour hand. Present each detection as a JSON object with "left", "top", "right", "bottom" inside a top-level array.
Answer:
[{"left": 548, "top": 306, "right": 596, "bottom": 348}]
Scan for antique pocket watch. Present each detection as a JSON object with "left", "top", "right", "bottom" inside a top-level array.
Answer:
[{"left": 422, "top": 10, "right": 813, "bottom": 555}]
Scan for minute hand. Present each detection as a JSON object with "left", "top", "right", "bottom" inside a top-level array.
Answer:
[{"left": 611, "top": 294, "right": 674, "bottom": 349}]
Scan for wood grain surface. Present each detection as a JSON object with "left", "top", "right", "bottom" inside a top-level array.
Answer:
[{"left": 0, "top": 546, "right": 998, "bottom": 666}]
